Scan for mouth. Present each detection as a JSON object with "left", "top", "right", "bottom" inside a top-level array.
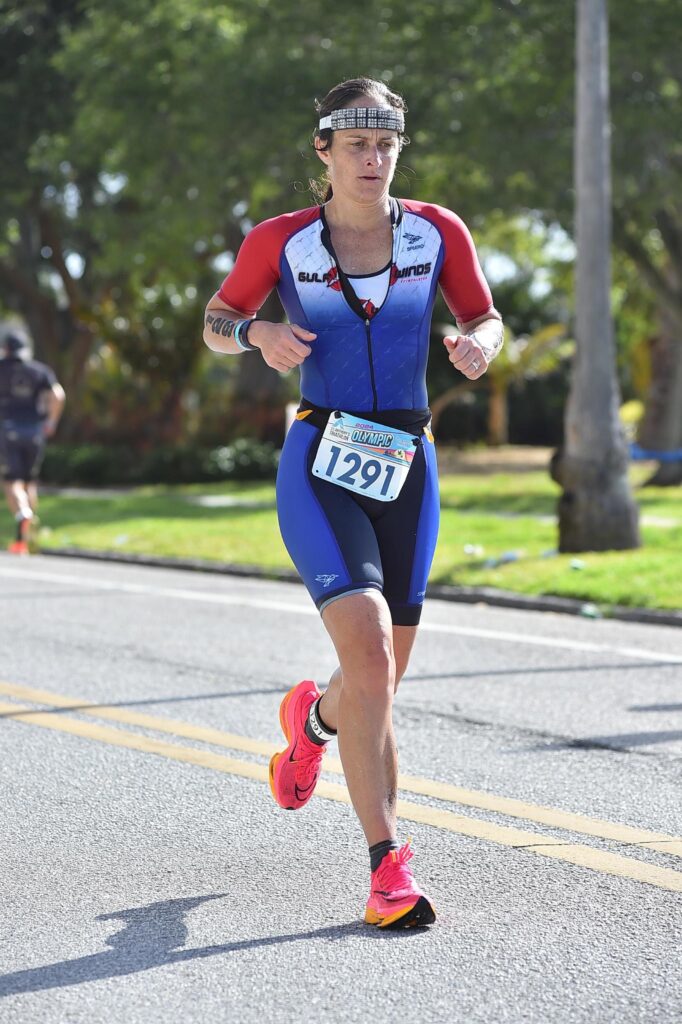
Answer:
[{"left": 359, "top": 175, "right": 381, "bottom": 181}]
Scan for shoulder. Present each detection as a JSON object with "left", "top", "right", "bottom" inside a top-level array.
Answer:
[
  {"left": 400, "top": 199, "right": 471, "bottom": 236},
  {"left": 25, "top": 359, "right": 56, "bottom": 381},
  {"left": 244, "top": 207, "right": 321, "bottom": 250}
]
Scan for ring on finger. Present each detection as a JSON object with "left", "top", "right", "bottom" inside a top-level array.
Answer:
[{"left": 472, "top": 359, "right": 481, "bottom": 371}]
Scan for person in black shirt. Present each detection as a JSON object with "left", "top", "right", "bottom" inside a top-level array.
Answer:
[{"left": 0, "top": 327, "right": 65, "bottom": 553}]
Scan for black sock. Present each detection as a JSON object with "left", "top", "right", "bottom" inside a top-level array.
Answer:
[
  {"left": 304, "top": 697, "right": 336, "bottom": 746},
  {"left": 369, "top": 839, "right": 399, "bottom": 873}
]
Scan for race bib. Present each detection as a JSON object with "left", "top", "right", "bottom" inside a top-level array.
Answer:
[{"left": 312, "top": 411, "right": 417, "bottom": 502}]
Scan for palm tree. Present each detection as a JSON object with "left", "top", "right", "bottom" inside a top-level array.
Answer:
[
  {"left": 430, "top": 323, "right": 571, "bottom": 446},
  {"left": 552, "top": 0, "right": 640, "bottom": 551}
]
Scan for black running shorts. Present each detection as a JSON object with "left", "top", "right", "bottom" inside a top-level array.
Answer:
[{"left": 0, "top": 423, "right": 46, "bottom": 481}]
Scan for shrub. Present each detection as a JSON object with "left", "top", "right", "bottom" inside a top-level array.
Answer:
[
  {"left": 42, "top": 439, "right": 279, "bottom": 487},
  {"left": 206, "top": 438, "right": 280, "bottom": 481}
]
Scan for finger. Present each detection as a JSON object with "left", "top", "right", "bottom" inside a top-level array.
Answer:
[
  {"left": 449, "top": 351, "right": 477, "bottom": 371},
  {"left": 452, "top": 353, "right": 486, "bottom": 378},
  {"left": 451, "top": 334, "right": 476, "bottom": 357},
  {"left": 459, "top": 352, "right": 484, "bottom": 372},
  {"left": 289, "top": 324, "right": 317, "bottom": 341},
  {"left": 287, "top": 340, "right": 312, "bottom": 360},
  {"left": 449, "top": 340, "right": 481, "bottom": 366}
]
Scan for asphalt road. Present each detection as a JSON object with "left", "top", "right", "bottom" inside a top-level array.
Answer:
[{"left": 0, "top": 555, "right": 681, "bottom": 1024}]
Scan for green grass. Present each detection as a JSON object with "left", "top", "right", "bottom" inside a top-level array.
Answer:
[{"left": 4, "top": 469, "right": 681, "bottom": 611}]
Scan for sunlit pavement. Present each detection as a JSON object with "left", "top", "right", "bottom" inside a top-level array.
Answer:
[{"left": 1, "top": 556, "right": 681, "bottom": 1023}]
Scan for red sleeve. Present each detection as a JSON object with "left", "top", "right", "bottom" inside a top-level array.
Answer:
[
  {"left": 217, "top": 218, "right": 284, "bottom": 317},
  {"left": 416, "top": 203, "right": 495, "bottom": 325},
  {"left": 217, "top": 208, "right": 320, "bottom": 316}
]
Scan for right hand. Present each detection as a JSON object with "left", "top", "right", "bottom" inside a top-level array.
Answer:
[{"left": 250, "top": 322, "right": 316, "bottom": 373}]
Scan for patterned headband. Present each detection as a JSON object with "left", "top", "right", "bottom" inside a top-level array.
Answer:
[{"left": 318, "top": 107, "right": 405, "bottom": 133}]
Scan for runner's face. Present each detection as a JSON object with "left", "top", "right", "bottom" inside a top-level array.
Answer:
[{"left": 316, "top": 99, "right": 400, "bottom": 204}]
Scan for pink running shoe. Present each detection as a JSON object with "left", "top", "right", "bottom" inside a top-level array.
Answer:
[
  {"left": 269, "top": 680, "right": 327, "bottom": 810},
  {"left": 364, "top": 841, "right": 436, "bottom": 928}
]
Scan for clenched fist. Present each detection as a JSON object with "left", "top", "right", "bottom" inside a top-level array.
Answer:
[
  {"left": 443, "top": 333, "right": 489, "bottom": 380},
  {"left": 249, "top": 322, "right": 316, "bottom": 374}
]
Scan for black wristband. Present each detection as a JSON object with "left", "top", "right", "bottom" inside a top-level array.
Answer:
[{"left": 235, "top": 319, "right": 259, "bottom": 352}]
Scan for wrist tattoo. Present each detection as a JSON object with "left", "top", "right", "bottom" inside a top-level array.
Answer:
[
  {"left": 206, "top": 313, "right": 237, "bottom": 338},
  {"left": 471, "top": 322, "right": 504, "bottom": 361}
]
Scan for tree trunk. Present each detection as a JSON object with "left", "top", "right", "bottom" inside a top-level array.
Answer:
[
  {"left": 556, "top": 0, "right": 640, "bottom": 551},
  {"left": 487, "top": 381, "right": 509, "bottom": 446},
  {"left": 639, "top": 305, "right": 682, "bottom": 485},
  {"left": 429, "top": 381, "right": 476, "bottom": 436}
]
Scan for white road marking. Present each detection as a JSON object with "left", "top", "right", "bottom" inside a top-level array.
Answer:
[{"left": 0, "top": 564, "right": 680, "bottom": 664}]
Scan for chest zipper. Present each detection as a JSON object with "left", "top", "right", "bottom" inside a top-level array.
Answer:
[{"left": 364, "top": 318, "right": 379, "bottom": 412}]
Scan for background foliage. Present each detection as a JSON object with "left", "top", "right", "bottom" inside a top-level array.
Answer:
[{"left": 1, "top": 0, "right": 679, "bottom": 454}]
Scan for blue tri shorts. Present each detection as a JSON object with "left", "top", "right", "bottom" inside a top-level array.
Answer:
[{"left": 276, "top": 414, "right": 440, "bottom": 626}]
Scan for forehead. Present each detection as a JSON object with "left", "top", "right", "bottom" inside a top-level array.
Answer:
[{"left": 337, "top": 127, "right": 398, "bottom": 138}]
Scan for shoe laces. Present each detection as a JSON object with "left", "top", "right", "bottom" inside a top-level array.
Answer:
[
  {"left": 294, "top": 733, "right": 326, "bottom": 786},
  {"left": 373, "top": 840, "right": 420, "bottom": 896}
]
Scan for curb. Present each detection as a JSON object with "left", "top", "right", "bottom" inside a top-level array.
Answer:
[{"left": 40, "top": 546, "right": 682, "bottom": 629}]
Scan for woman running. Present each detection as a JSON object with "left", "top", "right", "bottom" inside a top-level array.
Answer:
[{"left": 203, "top": 77, "right": 503, "bottom": 928}]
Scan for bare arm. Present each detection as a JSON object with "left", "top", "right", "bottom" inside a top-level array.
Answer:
[
  {"left": 43, "top": 383, "right": 65, "bottom": 437},
  {"left": 203, "top": 293, "right": 249, "bottom": 355},
  {"left": 203, "top": 292, "right": 317, "bottom": 372}
]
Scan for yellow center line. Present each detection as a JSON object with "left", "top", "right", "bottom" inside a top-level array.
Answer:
[
  {"left": 1, "top": 680, "right": 680, "bottom": 857},
  {"left": 2, "top": 695, "right": 682, "bottom": 894}
]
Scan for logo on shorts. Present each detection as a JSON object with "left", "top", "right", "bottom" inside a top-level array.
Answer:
[{"left": 315, "top": 574, "right": 339, "bottom": 588}]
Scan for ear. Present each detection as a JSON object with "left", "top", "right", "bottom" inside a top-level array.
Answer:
[{"left": 314, "top": 137, "right": 331, "bottom": 166}]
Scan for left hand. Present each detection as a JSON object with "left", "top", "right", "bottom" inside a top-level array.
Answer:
[{"left": 443, "top": 334, "right": 489, "bottom": 380}]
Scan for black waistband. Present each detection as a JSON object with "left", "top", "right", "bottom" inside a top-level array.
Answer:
[{"left": 297, "top": 399, "right": 431, "bottom": 435}]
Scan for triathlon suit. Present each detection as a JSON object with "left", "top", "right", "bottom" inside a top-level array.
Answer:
[
  {"left": 0, "top": 356, "right": 56, "bottom": 482},
  {"left": 218, "top": 198, "right": 496, "bottom": 625}
]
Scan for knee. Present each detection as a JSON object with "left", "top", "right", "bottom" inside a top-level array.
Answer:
[{"left": 341, "top": 638, "right": 396, "bottom": 699}]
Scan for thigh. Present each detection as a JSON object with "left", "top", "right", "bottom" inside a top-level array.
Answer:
[
  {"left": 20, "top": 432, "right": 45, "bottom": 481},
  {"left": 373, "top": 435, "right": 440, "bottom": 626},
  {"left": 0, "top": 433, "right": 24, "bottom": 482},
  {"left": 277, "top": 419, "right": 384, "bottom": 613}
]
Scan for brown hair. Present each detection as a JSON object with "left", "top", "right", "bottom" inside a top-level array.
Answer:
[{"left": 310, "top": 77, "right": 409, "bottom": 204}]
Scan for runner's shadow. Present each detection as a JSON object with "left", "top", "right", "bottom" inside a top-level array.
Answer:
[
  {"left": 529, "top": 729, "right": 682, "bottom": 753},
  {"left": 0, "top": 895, "right": 365, "bottom": 998},
  {"left": 629, "top": 703, "right": 682, "bottom": 713}
]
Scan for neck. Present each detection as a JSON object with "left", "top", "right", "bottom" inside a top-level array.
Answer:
[{"left": 324, "top": 193, "right": 392, "bottom": 232}]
